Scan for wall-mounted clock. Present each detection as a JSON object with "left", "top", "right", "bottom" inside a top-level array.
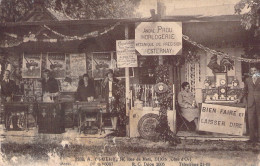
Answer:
[
  {"left": 219, "top": 86, "right": 227, "bottom": 97},
  {"left": 215, "top": 72, "right": 227, "bottom": 87},
  {"left": 220, "top": 79, "right": 226, "bottom": 86},
  {"left": 220, "top": 87, "right": 226, "bottom": 93}
]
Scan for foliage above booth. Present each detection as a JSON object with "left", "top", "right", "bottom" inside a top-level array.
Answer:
[
  {"left": 235, "top": 0, "right": 260, "bottom": 60},
  {"left": 0, "top": 0, "right": 141, "bottom": 22},
  {"left": 235, "top": 0, "right": 260, "bottom": 37}
]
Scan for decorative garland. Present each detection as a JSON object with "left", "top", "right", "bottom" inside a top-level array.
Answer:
[
  {"left": 183, "top": 34, "right": 260, "bottom": 63},
  {"left": 43, "top": 23, "right": 120, "bottom": 40},
  {"left": 1, "top": 21, "right": 259, "bottom": 63},
  {"left": 155, "top": 65, "right": 181, "bottom": 146},
  {"left": 0, "top": 22, "right": 120, "bottom": 48}
]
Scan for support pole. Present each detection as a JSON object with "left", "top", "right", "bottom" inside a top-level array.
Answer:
[
  {"left": 157, "top": 0, "right": 165, "bottom": 65},
  {"left": 124, "top": 24, "right": 130, "bottom": 137},
  {"left": 150, "top": 0, "right": 165, "bottom": 64}
]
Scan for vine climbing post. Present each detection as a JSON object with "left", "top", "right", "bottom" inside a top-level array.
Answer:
[{"left": 155, "top": 65, "right": 181, "bottom": 145}]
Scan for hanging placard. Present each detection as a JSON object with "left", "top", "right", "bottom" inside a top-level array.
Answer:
[
  {"left": 116, "top": 40, "right": 137, "bottom": 68},
  {"left": 70, "top": 53, "right": 86, "bottom": 77},
  {"left": 92, "top": 52, "right": 111, "bottom": 79},
  {"left": 199, "top": 103, "right": 245, "bottom": 136},
  {"left": 22, "top": 54, "right": 42, "bottom": 78},
  {"left": 135, "top": 22, "right": 182, "bottom": 56},
  {"left": 47, "top": 53, "right": 66, "bottom": 78}
]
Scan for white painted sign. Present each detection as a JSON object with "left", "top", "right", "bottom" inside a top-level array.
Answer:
[
  {"left": 199, "top": 103, "right": 245, "bottom": 136},
  {"left": 116, "top": 40, "right": 137, "bottom": 68},
  {"left": 135, "top": 22, "right": 182, "bottom": 56}
]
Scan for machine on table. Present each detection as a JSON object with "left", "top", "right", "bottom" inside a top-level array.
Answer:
[
  {"left": 73, "top": 101, "right": 106, "bottom": 134},
  {"left": 1, "top": 102, "right": 37, "bottom": 131}
]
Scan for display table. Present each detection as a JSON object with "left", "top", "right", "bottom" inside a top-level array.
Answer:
[
  {"left": 202, "top": 88, "right": 243, "bottom": 103},
  {"left": 37, "top": 102, "right": 65, "bottom": 134},
  {"left": 1, "top": 102, "right": 36, "bottom": 131},
  {"left": 73, "top": 101, "right": 106, "bottom": 134}
]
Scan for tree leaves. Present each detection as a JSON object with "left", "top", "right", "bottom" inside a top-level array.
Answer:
[
  {"left": 235, "top": 0, "right": 260, "bottom": 36},
  {"left": 0, "top": 0, "right": 141, "bottom": 22},
  {"left": 235, "top": 0, "right": 259, "bottom": 59}
]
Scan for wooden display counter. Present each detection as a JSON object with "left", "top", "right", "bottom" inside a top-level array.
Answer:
[{"left": 37, "top": 102, "right": 65, "bottom": 134}]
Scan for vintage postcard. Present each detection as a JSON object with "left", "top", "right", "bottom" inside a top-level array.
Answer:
[{"left": 0, "top": 0, "right": 259, "bottom": 165}]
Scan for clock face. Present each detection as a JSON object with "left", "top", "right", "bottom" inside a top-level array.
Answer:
[
  {"left": 220, "top": 88, "right": 226, "bottom": 93},
  {"left": 205, "top": 83, "right": 209, "bottom": 87},
  {"left": 154, "top": 83, "right": 168, "bottom": 93},
  {"left": 158, "top": 85, "right": 164, "bottom": 91},
  {"left": 220, "top": 79, "right": 226, "bottom": 85}
]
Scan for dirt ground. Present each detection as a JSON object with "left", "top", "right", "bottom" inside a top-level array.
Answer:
[
  {"left": 0, "top": 125, "right": 258, "bottom": 166},
  {"left": 1, "top": 137, "right": 260, "bottom": 166}
]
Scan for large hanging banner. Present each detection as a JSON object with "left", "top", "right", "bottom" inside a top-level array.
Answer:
[
  {"left": 22, "top": 54, "right": 42, "bottom": 78},
  {"left": 116, "top": 40, "right": 138, "bottom": 68},
  {"left": 47, "top": 53, "right": 66, "bottom": 78},
  {"left": 70, "top": 53, "right": 86, "bottom": 77},
  {"left": 135, "top": 22, "right": 182, "bottom": 56},
  {"left": 199, "top": 103, "right": 245, "bottom": 136}
]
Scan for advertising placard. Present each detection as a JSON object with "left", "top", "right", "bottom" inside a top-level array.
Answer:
[
  {"left": 70, "top": 53, "right": 86, "bottom": 77},
  {"left": 199, "top": 103, "right": 245, "bottom": 135},
  {"left": 92, "top": 52, "right": 111, "bottom": 79},
  {"left": 116, "top": 40, "right": 137, "bottom": 68},
  {"left": 135, "top": 22, "right": 182, "bottom": 56},
  {"left": 47, "top": 53, "right": 66, "bottom": 78},
  {"left": 22, "top": 54, "right": 42, "bottom": 78}
]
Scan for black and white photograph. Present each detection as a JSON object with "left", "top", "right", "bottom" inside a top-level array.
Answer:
[{"left": 0, "top": 0, "right": 259, "bottom": 165}]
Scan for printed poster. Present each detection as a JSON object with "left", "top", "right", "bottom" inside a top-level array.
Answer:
[
  {"left": 92, "top": 52, "right": 112, "bottom": 79},
  {"left": 47, "top": 53, "right": 66, "bottom": 78},
  {"left": 116, "top": 40, "right": 138, "bottom": 68},
  {"left": 22, "top": 54, "right": 41, "bottom": 78},
  {"left": 70, "top": 53, "right": 86, "bottom": 77}
]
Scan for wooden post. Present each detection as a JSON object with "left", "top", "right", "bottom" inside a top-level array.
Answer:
[
  {"left": 125, "top": 24, "right": 130, "bottom": 137},
  {"left": 157, "top": 0, "right": 166, "bottom": 65},
  {"left": 157, "top": 0, "right": 163, "bottom": 65},
  {"left": 172, "top": 84, "right": 176, "bottom": 133}
]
